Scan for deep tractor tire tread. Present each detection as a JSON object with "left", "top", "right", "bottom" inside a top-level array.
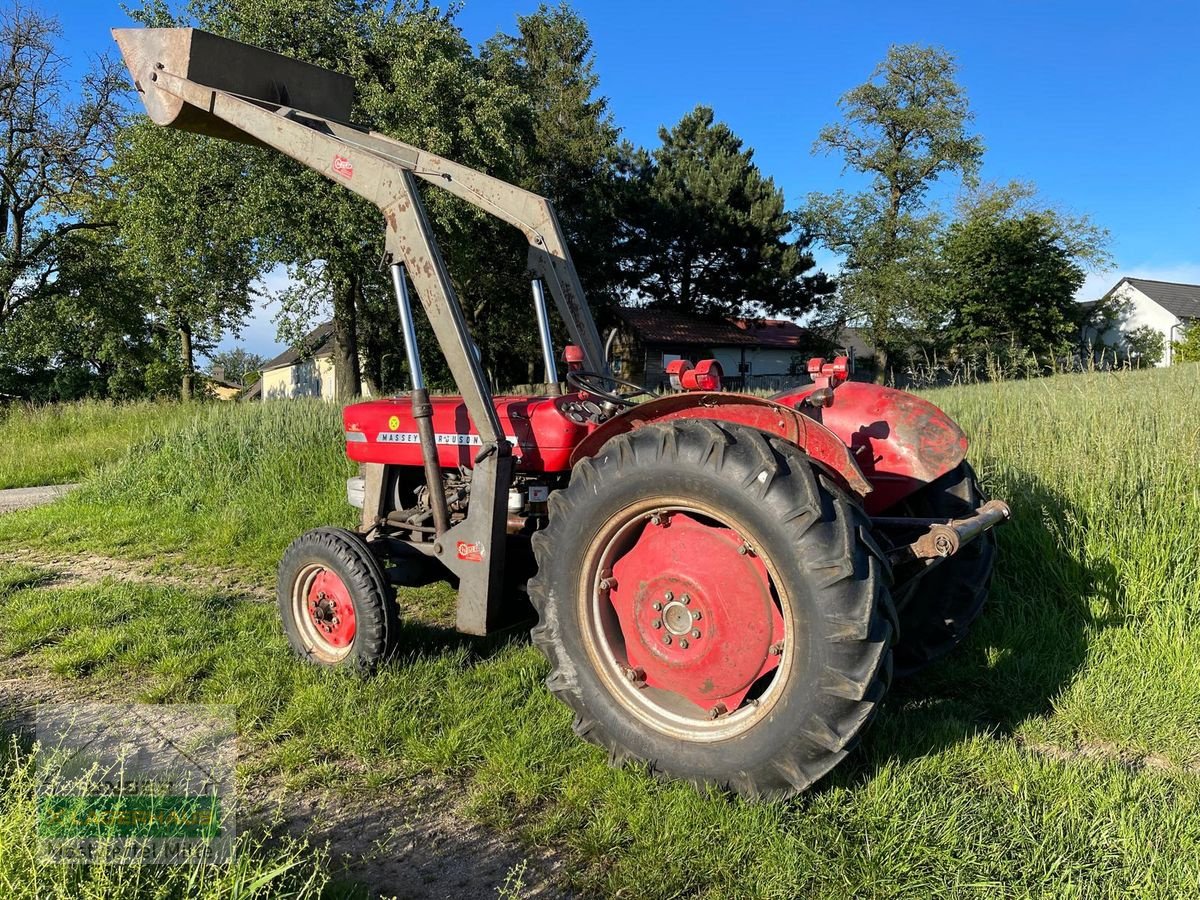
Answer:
[
  {"left": 892, "top": 462, "right": 997, "bottom": 677},
  {"left": 528, "top": 420, "right": 896, "bottom": 799},
  {"left": 277, "top": 527, "right": 399, "bottom": 671}
]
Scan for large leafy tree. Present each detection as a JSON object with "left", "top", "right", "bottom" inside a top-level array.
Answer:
[
  {"left": 805, "top": 44, "right": 983, "bottom": 381},
  {"left": 483, "top": 3, "right": 623, "bottom": 380},
  {"left": 0, "top": 0, "right": 124, "bottom": 331},
  {"left": 111, "top": 122, "right": 263, "bottom": 399},
  {"left": 0, "top": 227, "right": 179, "bottom": 400},
  {"left": 940, "top": 181, "right": 1110, "bottom": 363},
  {"left": 621, "top": 105, "right": 831, "bottom": 319}
]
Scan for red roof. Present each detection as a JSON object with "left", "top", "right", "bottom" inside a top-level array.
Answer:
[
  {"left": 616, "top": 308, "right": 757, "bottom": 346},
  {"left": 734, "top": 318, "right": 814, "bottom": 349}
]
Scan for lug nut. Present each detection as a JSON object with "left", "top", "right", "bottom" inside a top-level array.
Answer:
[
  {"left": 679, "top": 638, "right": 689, "bottom": 649},
  {"left": 709, "top": 703, "right": 728, "bottom": 719},
  {"left": 651, "top": 619, "right": 662, "bottom": 629},
  {"left": 652, "top": 602, "right": 662, "bottom": 611},
  {"left": 691, "top": 629, "right": 701, "bottom": 639},
  {"left": 623, "top": 666, "right": 645, "bottom": 683},
  {"left": 693, "top": 610, "right": 702, "bottom": 620},
  {"left": 681, "top": 594, "right": 691, "bottom": 605},
  {"left": 664, "top": 591, "right": 673, "bottom": 602},
  {"left": 662, "top": 634, "right": 672, "bottom": 646}
]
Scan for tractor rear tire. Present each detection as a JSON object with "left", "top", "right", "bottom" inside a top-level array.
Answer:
[
  {"left": 891, "top": 462, "right": 997, "bottom": 676},
  {"left": 277, "top": 527, "right": 399, "bottom": 670},
  {"left": 528, "top": 420, "right": 895, "bottom": 799}
]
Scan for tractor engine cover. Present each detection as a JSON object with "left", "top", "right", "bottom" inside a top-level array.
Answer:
[{"left": 343, "top": 395, "right": 600, "bottom": 474}]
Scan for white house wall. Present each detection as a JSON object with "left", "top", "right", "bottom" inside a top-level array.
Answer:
[
  {"left": 1109, "top": 284, "right": 1181, "bottom": 367},
  {"left": 711, "top": 347, "right": 802, "bottom": 378},
  {"left": 261, "top": 357, "right": 337, "bottom": 399}
]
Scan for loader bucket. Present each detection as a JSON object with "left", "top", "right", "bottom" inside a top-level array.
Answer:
[{"left": 112, "top": 27, "right": 354, "bottom": 144}]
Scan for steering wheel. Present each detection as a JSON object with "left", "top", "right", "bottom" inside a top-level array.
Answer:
[{"left": 567, "top": 370, "right": 655, "bottom": 407}]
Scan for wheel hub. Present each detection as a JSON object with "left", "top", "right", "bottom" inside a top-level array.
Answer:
[
  {"left": 305, "top": 569, "right": 356, "bottom": 648},
  {"left": 607, "top": 512, "right": 785, "bottom": 713}
]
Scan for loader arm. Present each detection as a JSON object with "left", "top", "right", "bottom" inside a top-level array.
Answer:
[{"left": 113, "top": 26, "right": 608, "bottom": 634}]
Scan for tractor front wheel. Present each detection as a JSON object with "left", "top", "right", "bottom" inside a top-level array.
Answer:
[
  {"left": 529, "top": 421, "right": 895, "bottom": 799},
  {"left": 277, "top": 527, "right": 399, "bottom": 670}
]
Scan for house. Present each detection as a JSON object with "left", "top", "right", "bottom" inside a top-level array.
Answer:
[
  {"left": 1084, "top": 277, "right": 1200, "bottom": 366},
  {"left": 259, "top": 322, "right": 340, "bottom": 400},
  {"left": 612, "top": 308, "right": 825, "bottom": 391}
]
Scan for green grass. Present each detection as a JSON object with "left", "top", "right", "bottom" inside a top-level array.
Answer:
[
  {"left": 0, "top": 400, "right": 199, "bottom": 489},
  {"left": 0, "top": 400, "right": 356, "bottom": 573},
  {"left": 1, "top": 366, "right": 1199, "bottom": 897},
  {"left": 0, "top": 736, "right": 333, "bottom": 899}
]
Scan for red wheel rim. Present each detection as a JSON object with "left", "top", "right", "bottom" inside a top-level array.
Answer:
[
  {"left": 303, "top": 568, "right": 357, "bottom": 649},
  {"left": 588, "top": 506, "right": 789, "bottom": 734}
]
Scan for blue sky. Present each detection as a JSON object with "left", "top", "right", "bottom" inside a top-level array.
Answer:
[{"left": 55, "top": 0, "right": 1200, "bottom": 358}]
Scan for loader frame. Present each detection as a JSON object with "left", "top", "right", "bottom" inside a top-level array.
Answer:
[{"left": 115, "top": 27, "right": 610, "bottom": 634}]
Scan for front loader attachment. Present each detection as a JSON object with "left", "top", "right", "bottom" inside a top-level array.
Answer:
[
  {"left": 113, "top": 25, "right": 608, "bottom": 635},
  {"left": 112, "top": 28, "right": 353, "bottom": 144}
]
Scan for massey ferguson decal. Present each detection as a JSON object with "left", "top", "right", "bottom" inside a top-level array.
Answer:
[
  {"left": 332, "top": 154, "right": 354, "bottom": 179},
  {"left": 456, "top": 540, "right": 485, "bottom": 562},
  {"left": 376, "top": 432, "right": 522, "bottom": 451}
]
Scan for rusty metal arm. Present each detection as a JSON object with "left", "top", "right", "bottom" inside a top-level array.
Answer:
[{"left": 148, "top": 68, "right": 606, "bottom": 376}]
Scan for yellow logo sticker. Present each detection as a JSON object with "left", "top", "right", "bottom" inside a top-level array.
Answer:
[{"left": 388, "top": 415, "right": 401, "bottom": 430}]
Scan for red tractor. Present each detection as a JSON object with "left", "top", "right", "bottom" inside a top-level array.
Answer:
[{"left": 116, "top": 27, "right": 1009, "bottom": 799}]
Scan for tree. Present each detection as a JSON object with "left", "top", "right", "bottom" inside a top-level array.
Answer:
[
  {"left": 206, "top": 346, "right": 266, "bottom": 386},
  {"left": 1172, "top": 322, "right": 1200, "bottom": 364},
  {"left": 805, "top": 44, "right": 984, "bottom": 382},
  {"left": 0, "top": 1, "right": 124, "bottom": 331},
  {"left": 111, "top": 121, "right": 262, "bottom": 400},
  {"left": 940, "top": 213, "right": 1085, "bottom": 363},
  {"left": 620, "top": 105, "right": 832, "bottom": 319},
  {"left": 1124, "top": 325, "right": 1164, "bottom": 367},
  {"left": 483, "top": 3, "right": 624, "bottom": 380},
  {"left": 0, "top": 227, "right": 178, "bottom": 400},
  {"left": 939, "top": 181, "right": 1111, "bottom": 367},
  {"left": 141, "top": 0, "right": 535, "bottom": 397}
]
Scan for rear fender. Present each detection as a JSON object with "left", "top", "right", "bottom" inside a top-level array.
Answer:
[
  {"left": 772, "top": 381, "right": 968, "bottom": 513},
  {"left": 568, "top": 393, "right": 873, "bottom": 499}
]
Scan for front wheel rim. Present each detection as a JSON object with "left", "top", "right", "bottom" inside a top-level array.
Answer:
[
  {"left": 291, "top": 563, "right": 357, "bottom": 663},
  {"left": 581, "top": 500, "right": 794, "bottom": 742}
]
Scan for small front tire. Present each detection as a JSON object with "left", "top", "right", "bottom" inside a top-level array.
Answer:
[{"left": 277, "top": 527, "right": 398, "bottom": 670}]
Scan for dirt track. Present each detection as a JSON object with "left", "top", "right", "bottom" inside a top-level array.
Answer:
[
  {"left": 0, "top": 483, "right": 77, "bottom": 513},
  {"left": 0, "top": 484, "right": 573, "bottom": 898}
]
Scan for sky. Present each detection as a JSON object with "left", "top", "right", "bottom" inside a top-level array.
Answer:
[{"left": 52, "top": 0, "right": 1200, "bottom": 359}]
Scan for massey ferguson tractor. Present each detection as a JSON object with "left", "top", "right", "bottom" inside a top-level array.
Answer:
[{"left": 115, "top": 27, "right": 1010, "bottom": 799}]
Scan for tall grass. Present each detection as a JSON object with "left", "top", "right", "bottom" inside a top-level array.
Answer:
[
  {"left": 0, "top": 400, "right": 356, "bottom": 573},
  {"left": 0, "top": 400, "right": 199, "bottom": 489},
  {"left": 0, "top": 367, "right": 1198, "bottom": 896}
]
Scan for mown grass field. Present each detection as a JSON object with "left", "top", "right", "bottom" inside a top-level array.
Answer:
[{"left": 0, "top": 366, "right": 1198, "bottom": 898}]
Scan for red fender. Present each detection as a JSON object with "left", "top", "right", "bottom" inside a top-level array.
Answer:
[
  {"left": 569, "top": 393, "right": 874, "bottom": 500},
  {"left": 772, "top": 381, "right": 968, "bottom": 513}
]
